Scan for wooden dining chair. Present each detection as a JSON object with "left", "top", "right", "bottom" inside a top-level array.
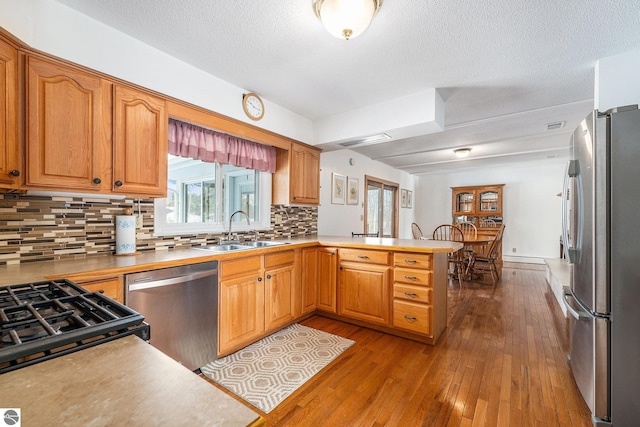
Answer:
[
  {"left": 431, "top": 224, "right": 465, "bottom": 285},
  {"left": 467, "top": 224, "right": 506, "bottom": 284},
  {"left": 457, "top": 221, "right": 478, "bottom": 260},
  {"left": 411, "top": 223, "right": 424, "bottom": 239},
  {"left": 479, "top": 218, "right": 498, "bottom": 228}
]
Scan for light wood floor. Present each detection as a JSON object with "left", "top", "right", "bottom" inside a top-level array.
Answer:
[{"left": 208, "top": 263, "right": 592, "bottom": 426}]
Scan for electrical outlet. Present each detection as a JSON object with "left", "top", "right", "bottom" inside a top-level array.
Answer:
[
  {"left": 275, "top": 214, "right": 283, "bottom": 224},
  {"left": 136, "top": 215, "right": 143, "bottom": 229},
  {"left": 512, "top": 247, "right": 517, "bottom": 253}
]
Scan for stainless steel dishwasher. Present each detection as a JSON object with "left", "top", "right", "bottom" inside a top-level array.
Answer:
[{"left": 125, "top": 261, "right": 218, "bottom": 371}]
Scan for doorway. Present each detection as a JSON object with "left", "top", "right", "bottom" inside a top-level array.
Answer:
[{"left": 364, "top": 175, "right": 399, "bottom": 238}]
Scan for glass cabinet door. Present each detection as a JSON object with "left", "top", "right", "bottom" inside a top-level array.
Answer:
[
  {"left": 455, "top": 191, "right": 475, "bottom": 213},
  {"left": 479, "top": 191, "right": 499, "bottom": 212}
]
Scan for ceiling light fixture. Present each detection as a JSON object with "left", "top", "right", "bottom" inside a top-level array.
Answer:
[
  {"left": 313, "top": 0, "right": 383, "bottom": 41},
  {"left": 454, "top": 148, "right": 472, "bottom": 158}
]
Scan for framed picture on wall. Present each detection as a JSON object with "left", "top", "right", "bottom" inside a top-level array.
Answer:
[
  {"left": 347, "top": 177, "right": 359, "bottom": 205},
  {"left": 332, "top": 173, "right": 346, "bottom": 204},
  {"left": 407, "top": 190, "right": 413, "bottom": 209},
  {"left": 401, "top": 189, "right": 408, "bottom": 208}
]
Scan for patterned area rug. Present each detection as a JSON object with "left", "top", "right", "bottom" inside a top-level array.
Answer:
[{"left": 201, "top": 323, "right": 355, "bottom": 413}]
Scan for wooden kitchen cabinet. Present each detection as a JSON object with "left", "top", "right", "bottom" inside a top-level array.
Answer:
[
  {"left": 317, "top": 247, "right": 338, "bottom": 313},
  {"left": 273, "top": 142, "right": 321, "bottom": 205},
  {"left": 451, "top": 184, "right": 504, "bottom": 219},
  {"left": 75, "top": 276, "right": 124, "bottom": 304},
  {"left": 301, "top": 247, "right": 319, "bottom": 314},
  {"left": 112, "top": 85, "right": 168, "bottom": 196},
  {"left": 218, "top": 256, "right": 265, "bottom": 356},
  {"left": 392, "top": 253, "right": 434, "bottom": 336},
  {"left": 0, "top": 34, "right": 20, "bottom": 189},
  {"left": 264, "top": 250, "right": 295, "bottom": 332},
  {"left": 338, "top": 248, "right": 390, "bottom": 325},
  {"left": 25, "top": 55, "right": 112, "bottom": 192}
]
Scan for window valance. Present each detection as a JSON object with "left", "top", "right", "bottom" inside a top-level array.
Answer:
[{"left": 168, "top": 118, "right": 276, "bottom": 173}]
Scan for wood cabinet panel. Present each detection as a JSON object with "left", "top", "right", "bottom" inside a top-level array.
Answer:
[
  {"left": 75, "top": 276, "right": 124, "bottom": 304},
  {"left": 339, "top": 262, "right": 390, "bottom": 325},
  {"left": 301, "top": 247, "right": 318, "bottom": 314},
  {"left": 220, "top": 255, "right": 262, "bottom": 278},
  {"left": 0, "top": 36, "right": 19, "bottom": 188},
  {"left": 393, "top": 300, "right": 432, "bottom": 335},
  {"left": 393, "top": 283, "right": 432, "bottom": 304},
  {"left": 265, "top": 264, "right": 295, "bottom": 331},
  {"left": 290, "top": 143, "right": 320, "bottom": 204},
  {"left": 393, "top": 253, "right": 432, "bottom": 269},
  {"left": 218, "top": 273, "right": 265, "bottom": 355},
  {"left": 26, "top": 56, "right": 111, "bottom": 191},
  {"left": 113, "top": 85, "right": 167, "bottom": 196},
  {"left": 317, "top": 247, "right": 337, "bottom": 313},
  {"left": 264, "top": 250, "right": 295, "bottom": 269},
  {"left": 339, "top": 248, "right": 389, "bottom": 265},
  {"left": 393, "top": 267, "right": 432, "bottom": 286}
]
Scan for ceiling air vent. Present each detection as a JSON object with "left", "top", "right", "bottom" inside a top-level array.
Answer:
[
  {"left": 546, "top": 121, "right": 566, "bottom": 131},
  {"left": 338, "top": 133, "right": 392, "bottom": 148}
]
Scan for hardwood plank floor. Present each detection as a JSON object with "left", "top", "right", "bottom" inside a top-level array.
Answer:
[{"left": 207, "top": 263, "right": 592, "bottom": 426}]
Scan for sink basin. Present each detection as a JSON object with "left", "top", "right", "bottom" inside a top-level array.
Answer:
[
  {"left": 193, "top": 244, "right": 249, "bottom": 252},
  {"left": 193, "top": 241, "right": 290, "bottom": 252},
  {"left": 237, "top": 241, "right": 290, "bottom": 248}
]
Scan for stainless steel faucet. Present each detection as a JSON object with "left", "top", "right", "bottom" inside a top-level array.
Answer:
[{"left": 227, "top": 210, "right": 250, "bottom": 242}]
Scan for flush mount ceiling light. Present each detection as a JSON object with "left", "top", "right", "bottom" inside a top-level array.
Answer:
[
  {"left": 313, "top": 0, "right": 383, "bottom": 41},
  {"left": 454, "top": 148, "right": 472, "bottom": 158}
]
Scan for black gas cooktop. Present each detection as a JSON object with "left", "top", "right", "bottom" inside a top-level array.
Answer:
[{"left": 0, "top": 279, "right": 149, "bottom": 374}]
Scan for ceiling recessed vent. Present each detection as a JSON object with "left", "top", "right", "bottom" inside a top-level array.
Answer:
[
  {"left": 546, "top": 154, "right": 559, "bottom": 159},
  {"left": 546, "top": 121, "right": 566, "bottom": 131},
  {"left": 338, "top": 133, "right": 392, "bottom": 148}
]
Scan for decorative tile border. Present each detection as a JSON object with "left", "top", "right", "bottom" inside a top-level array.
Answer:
[{"left": 0, "top": 193, "right": 317, "bottom": 265}]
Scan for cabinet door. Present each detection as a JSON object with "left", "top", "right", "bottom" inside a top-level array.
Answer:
[
  {"left": 218, "top": 273, "right": 265, "bottom": 355},
  {"left": 301, "top": 247, "right": 318, "bottom": 314},
  {"left": 76, "top": 276, "right": 124, "bottom": 304},
  {"left": 339, "top": 262, "right": 390, "bottom": 325},
  {"left": 452, "top": 189, "right": 476, "bottom": 215},
  {"left": 477, "top": 186, "right": 503, "bottom": 215},
  {"left": 265, "top": 264, "right": 295, "bottom": 331},
  {"left": 26, "top": 56, "right": 111, "bottom": 191},
  {"left": 290, "top": 143, "right": 320, "bottom": 204},
  {"left": 0, "top": 37, "right": 19, "bottom": 188},
  {"left": 317, "top": 247, "right": 337, "bottom": 313},
  {"left": 113, "top": 85, "right": 167, "bottom": 197}
]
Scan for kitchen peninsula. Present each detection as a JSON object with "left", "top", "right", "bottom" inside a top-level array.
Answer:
[{"left": 0, "top": 237, "right": 461, "bottom": 424}]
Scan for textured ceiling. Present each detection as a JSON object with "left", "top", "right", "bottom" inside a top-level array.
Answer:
[{"left": 52, "top": 0, "right": 640, "bottom": 174}]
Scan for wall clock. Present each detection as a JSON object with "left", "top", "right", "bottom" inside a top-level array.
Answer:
[{"left": 242, "top": 92, "right": 265, "bottom": 121}]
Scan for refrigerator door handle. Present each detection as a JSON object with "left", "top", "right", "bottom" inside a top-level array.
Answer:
[
  {"left": 562, "top": 160, "right": 577, "bottom": 263},
  {"left": 563, "top": 286, "right": 590, "bottom": 320}
]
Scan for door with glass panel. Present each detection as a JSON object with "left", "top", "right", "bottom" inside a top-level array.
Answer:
[{"left": 365, "top": 176, "right": 398, "bottom": 238}]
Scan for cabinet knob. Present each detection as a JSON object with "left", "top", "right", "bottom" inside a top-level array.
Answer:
[
  {"left": 293, "top": 196, "right": 297, "bottom": 200},
  {"left": 257, "top": 277, "right": 262, "bottom": 282},
  {"left": 403, "top": 292, "right": 418, "bottom": 298},
  {"left": 404, "top": 275, "right": 418, "bottom": 281},
  {"left": 357, "top": 255, "right": 369, "bottom": 259},
  {"left": 403, "top": 315, "right": 417, "bottom": 322},
  {"left": 10, "top": 170, "right": 20, "bottom": 177},
  {"left": 93, "top": 178, "right": 102, "bottom": 184},
  {"left": 267, "top": 274, "right": 272, "bottom": 279},
  {"left": 114, "top": 180, "right": 123, "bottom": 187}
]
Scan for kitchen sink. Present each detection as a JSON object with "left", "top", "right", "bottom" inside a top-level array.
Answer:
[
  {"left": 194, "top": 241, "right": 290, "bottom": 252},
  {"left": 237, "top": 241, "right": 290, "bottom": 248}
]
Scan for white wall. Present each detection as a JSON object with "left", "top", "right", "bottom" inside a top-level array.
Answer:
[
  {"left": 595, "top": 48, "right": 640, "bottom": 112},
  {"left": 415, "top": 162, "right": 566, "bottom": 259},
  {"left": 0, "top": 0, "right": 314, "bottom": 144},
  {"left": 318, "top": 150, "right": 417, "bottom": 238}
]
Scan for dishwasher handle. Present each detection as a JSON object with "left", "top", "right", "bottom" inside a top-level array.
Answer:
[{"left": 128, "top": 270, "right": 216, "bottom": 291}]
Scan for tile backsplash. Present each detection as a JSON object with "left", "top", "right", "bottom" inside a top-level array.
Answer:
[{"left": 0, "top": 192, "right": 317, "bottom": 265}]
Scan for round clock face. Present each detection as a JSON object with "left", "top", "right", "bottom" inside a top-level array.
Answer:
[{"left": 243, "top": 93, "right": 264, "bottom": 121}]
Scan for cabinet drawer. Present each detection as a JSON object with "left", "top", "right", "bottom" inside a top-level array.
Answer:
[
  {"left": 339, "top": 248, "right": 389, "bottom": 265},
  {"left": 264, "top": 250, "right": 295, "bottom": 269},
  {"left": 393, "top": 283, "right": 432, "bottom": 304},
  {"left": 393, "top": 267, "right": 432, "bottom": 286},
  {"left": 77, "top": 277, "right": 123, "bottom": 303},
  {"left": 393, "top": 253, "right": 432, "bottom": 269},
  {"left": 393, "top": 300, "right": 432, "bottom": 336},
  {"left": 220, "top": 256, "right": 261, "bottom": 278}
]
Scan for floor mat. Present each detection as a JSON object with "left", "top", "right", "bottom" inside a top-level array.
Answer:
[{"left": 201, "top": 323, "right": 355, "bottom": 413}]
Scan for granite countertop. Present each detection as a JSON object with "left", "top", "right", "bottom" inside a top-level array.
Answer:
[
  {"left": 0, "top": 235, "right": 463, "bottom": 286},
  {"left": 0, "top": 335, "right": 261, "bottom": 427}
]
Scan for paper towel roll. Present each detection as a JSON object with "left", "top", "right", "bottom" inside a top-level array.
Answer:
[{"left": 115, "top": 215, "right": 136, "bottom": 255}]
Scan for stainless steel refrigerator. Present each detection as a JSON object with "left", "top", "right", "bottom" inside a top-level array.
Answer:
[{"left": 562, "top": 106, "right": 640, "bottom": 426}]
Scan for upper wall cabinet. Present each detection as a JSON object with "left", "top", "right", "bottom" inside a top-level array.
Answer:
[
  {"left": 0, "top": 36, "right": 20, "bottom": 189},
  {"left": 273, "top": 142, "right": 321, "bottom": 205},
  {"left": 26, "top": 56, "right": 112, "bottom": 192},
  {"left": 24, "top": 55, "right": 167, "bottom": 197},
  {"left": 113, "top": 85, "right": 167, "bottom": 196}
]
